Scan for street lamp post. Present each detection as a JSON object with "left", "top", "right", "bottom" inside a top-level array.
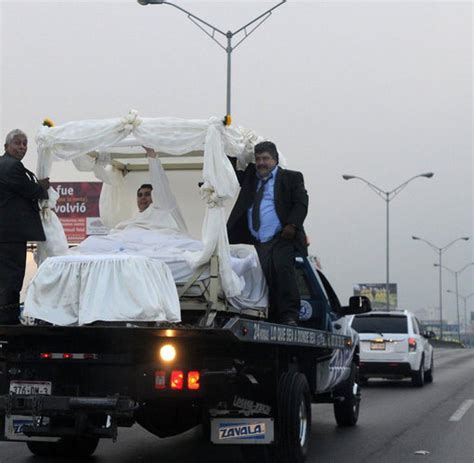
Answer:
[
  {"left": 447, "top": 290, "right": 474, "bottom": 347},
  {"left": 342, "top": 173, "right": 434, "bottom": 311},
  {"left": 412, "top": 236, "right": 470, "bottom": 339},
  {"left": 436, "top": 263, "right": 474, "bottom": 342},
  {"left": 137, "top": 0, "right": 287, "bottom": 124}
]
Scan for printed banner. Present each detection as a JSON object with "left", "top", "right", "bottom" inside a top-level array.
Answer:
[
  {"left": 51, "top": 182, "right": 108, "bottom": 243},
  {"left": 353, "top": 283, "right": 398, "bottom": 309}
]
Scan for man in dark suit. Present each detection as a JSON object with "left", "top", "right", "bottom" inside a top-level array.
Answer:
[
  {"left": 0, "top": 129, "right": 49, "bottom": 324},
  {"left": 227, "top": 141, "right": 308, "bottom": 326}
]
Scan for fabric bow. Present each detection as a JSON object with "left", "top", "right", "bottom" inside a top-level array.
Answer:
[
  {"left": 199, "top": 181, "right": 224, "bottom": 208},
  {"left": 119, "top": 109, "right": 142, "bottom": 134}
]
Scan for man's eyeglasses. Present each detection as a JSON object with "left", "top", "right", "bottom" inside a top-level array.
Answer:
[{"left": 137, "top": 191, "right": 152, "bottom": 198}]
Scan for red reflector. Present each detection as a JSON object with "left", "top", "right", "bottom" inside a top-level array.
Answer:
[
  {"left": 187, "top": 371, "right": 200, "bottom": 390},
  {"left": 40, "top": 353, "right": 52, "bottom": 359},
  {"left": 155, "top": 370, "right": 166, "bottom": 390},
  {"left": 388, "top": 363, "right": 399, "bottom": 367},
  {"left": 170, "top": 371, "right": 184, "bottom": 390},
  {"left": 63, "top": 353, "right": 73, "bottom": 359}
]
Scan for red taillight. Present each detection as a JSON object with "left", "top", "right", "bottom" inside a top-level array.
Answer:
[
  {"left": 187, "top": 371, "right": 200, "bottom": 390},
  {"left": 170, "top": 370, "right": 184, "bottom": 390},
  {"left": 40, "top": 353, "right": 52, "bottom": 359},
  {"left": 155, "top": 370, "right": 166, "bottom": 390},
  {"left": 408, "top": 338, "right": 417, "bottom": 352},
  {"left": 62, "top": 353, "right": 73, "bottom": 359}
]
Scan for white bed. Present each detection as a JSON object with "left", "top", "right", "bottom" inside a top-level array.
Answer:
[{"left": 24, "top": 113, "right": 270, "bottom": 326}]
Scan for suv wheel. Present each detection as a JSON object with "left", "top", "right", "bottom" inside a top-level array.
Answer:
[
  {"left": 424, "top": 354, "right": 434, "bottom": 383},
  {"left": 411, "top": 356, "right": 425, "bottom": 387}
]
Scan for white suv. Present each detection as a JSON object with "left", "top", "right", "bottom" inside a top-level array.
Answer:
[{"left": 350, "top": 310, "right": 434, "bottom": 387}]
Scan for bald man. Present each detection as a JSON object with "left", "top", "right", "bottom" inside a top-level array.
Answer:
[{"left": 0, "top": 129, "right": 49, "bottom": 324}]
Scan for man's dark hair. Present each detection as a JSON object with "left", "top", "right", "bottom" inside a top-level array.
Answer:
[
  {"left": 254, "top": 141, "right": 278, "bottom": 163},
  {"left": 137, "top": 184, "right": 153, "bottom": 195}
]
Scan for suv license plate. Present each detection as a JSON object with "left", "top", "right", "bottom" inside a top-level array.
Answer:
[
  {"left": 9, "top": 381, "right": 52, "bottom": 395},
  {"left": 370, "top": 342, "right": 385, "bottom": 350}
]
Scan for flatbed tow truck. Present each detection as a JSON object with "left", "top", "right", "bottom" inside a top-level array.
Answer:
[{"left": 0, "top": 253, "right": 370, "bottom": 463}]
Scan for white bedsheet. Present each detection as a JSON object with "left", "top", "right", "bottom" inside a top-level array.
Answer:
[
  {"left": 73, "top": 226, "right": 268, "bottom": 310},
  {"left": 24, "top": 255, "right": 181, "bottom": 325}
]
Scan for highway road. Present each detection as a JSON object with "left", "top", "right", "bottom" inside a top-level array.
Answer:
[{"left": 1, "top": 348, "right": 473, "bottom": 463}]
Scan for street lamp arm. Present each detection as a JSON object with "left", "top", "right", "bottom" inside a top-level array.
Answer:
[
  {"left": 150, "top": 1, "right": 286, "bottom": 51},
  {"left": 441, "top": 236, "right": 470, "bottom": 254},
  {"left": 388, "top": 172, "right": 434, "bottom": 199},
  {"left": 458, "top": 262, "right": 474, "bottom": 273},
  {"left": 433, "top": 263, "right": 455, "bottom": 274},
  {"left": 233, "top": 0, "right": 286, "bottom": 35},
  {"left": 156, "top": 1, "right": 227, "bottom": 36},
  {"left": 436, "top": 261, "right": 474, "bottom": 274},
  {"left": 342, "top": 175, "right": 387, "bottom": 199},
  {"left": 411, "top": 236, "right": 440, "bottom": 252},
  {"left": 232, "top": 12, "right": 274, "bottom": 50},
  {"left": 447, "top": 290, "right": 474, "bottom": 301}
]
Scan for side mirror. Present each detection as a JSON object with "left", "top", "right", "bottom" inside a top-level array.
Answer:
[
  {"left": 422, "top": 330, "right": 436, "bottom": 339},
  {"left": 340, "top": 296, "right": 372, "bottom": 315}
]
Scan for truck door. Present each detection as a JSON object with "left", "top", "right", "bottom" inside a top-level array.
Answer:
[{"left": 295, "top": 258, "right": 332, "bottom": 331}]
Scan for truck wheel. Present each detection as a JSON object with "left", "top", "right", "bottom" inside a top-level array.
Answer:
[
  {"left": 333, "top": 362, "right": 360, "bottom": 427},
  {"left": 26, "top": 437, "right": 99, "bottom": 457},
  {"left": 240, "top": 372, "right": 311, "bottom": 463},
  {"left": 411, "top": 356, "right": 425, "bottom": 387},
  {"left": 278, "top": 371, "right": 312, "bottom": 463}
]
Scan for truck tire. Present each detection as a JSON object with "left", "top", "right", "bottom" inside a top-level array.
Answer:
[
  {"left": 278, "top": 372, "right": 312, "bottom": 463},
  {"left": 241, "top": 371, "right": 312, "bottom": 463},
  {"left": 26, "top": 437, "right": 99, "bottom": 457},
  {"left": 333, "top": 362, "right": 360, "bottom": 427}
]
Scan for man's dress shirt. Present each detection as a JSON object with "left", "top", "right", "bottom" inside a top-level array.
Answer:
[{"left": 247, "top": 166, "right": 282, "bottom": 243}]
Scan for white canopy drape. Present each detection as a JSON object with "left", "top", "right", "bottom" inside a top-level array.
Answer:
[{"left": 35, "top": 112, "right": 259, "bottom": 298}]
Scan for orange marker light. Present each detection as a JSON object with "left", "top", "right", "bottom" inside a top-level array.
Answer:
[
  {"left": 187, "top": 371, "right": 200, "bottom": 390},
  {"left": 170, "top": 371, "right": 184, "bottom": 390}
]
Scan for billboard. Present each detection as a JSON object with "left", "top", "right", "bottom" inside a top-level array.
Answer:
[
  {"left": 354, "top": 283, "right": 398, "bottom": 309},
  {"left": 51, "top": 182, "right": 108, "bottom": 243}
]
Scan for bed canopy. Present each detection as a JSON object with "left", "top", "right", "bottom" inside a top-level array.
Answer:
[{"left": 34, "top": 110, "right": 265, "bottom": 298}]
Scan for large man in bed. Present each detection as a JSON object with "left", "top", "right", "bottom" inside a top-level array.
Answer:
[{"left": 227, "top": 141, "right": 309, "bottom": 326}]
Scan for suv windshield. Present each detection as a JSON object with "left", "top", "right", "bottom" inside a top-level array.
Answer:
[{"left": 352, "top": 315, "right": 408, "bottom": 334}]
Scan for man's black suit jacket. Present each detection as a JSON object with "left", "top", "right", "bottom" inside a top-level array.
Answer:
[
  {"left": 227, "top": 163, "right": 309, "bottom": 256},
  {"left": 0, "top": 153, "right": 48, "bottom": 242}
]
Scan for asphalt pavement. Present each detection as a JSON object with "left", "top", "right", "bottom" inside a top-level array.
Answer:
[{"left": 0, "top": 348, "right": 472, "bottom": 463}]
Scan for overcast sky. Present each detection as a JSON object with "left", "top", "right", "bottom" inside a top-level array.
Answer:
[{"left": 1, "top": 0, "right": 472, "bottom": 323}]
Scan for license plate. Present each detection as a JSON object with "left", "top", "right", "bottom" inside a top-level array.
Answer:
[
  {"left": 5, "top": 380, "right": 56, "bottom": 442},
  {"left": 211, "top": 418, "right": 274, "bottom": 445},
  {"left": 370, "top": 342, "right": 385, "bottom": 350},
  {"left": 9, "top": 381, "right": 52, "bottom": 395}
]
